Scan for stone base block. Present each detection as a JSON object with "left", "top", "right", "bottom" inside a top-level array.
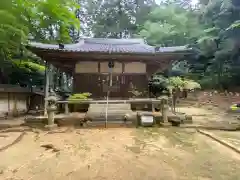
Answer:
[
  {"left": 184, "top": 115, "right": 193, "bottom": 124},
  {"left": 44, "top": 124, "right": 58, "bottom": 130}
]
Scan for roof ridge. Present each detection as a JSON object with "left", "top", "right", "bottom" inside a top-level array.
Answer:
[
  {"left": 27, "top": 40, "right": 191, "bottom": 54},
  {"left": 81, "top": 38, "right": 146, "bottom": 45}
]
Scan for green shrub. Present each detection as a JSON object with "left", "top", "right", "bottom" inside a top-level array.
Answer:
[
  {"left": 167, "top": 77, "right": 201, "bottom": 90},
  {"left": 13, "top": 59, "right": 45, "bottom": 72},
  {"left": 68, "top": 93, "right": 92, "bottom": 100}
]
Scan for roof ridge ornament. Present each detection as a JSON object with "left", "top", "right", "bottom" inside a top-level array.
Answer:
[{"left": 155, "top": 47, "right": 160, "bottom": 52}]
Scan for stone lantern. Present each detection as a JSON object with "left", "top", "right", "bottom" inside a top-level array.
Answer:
[
  {"left": 158, "top": 96, "right": 169, "bottom": 123},
  {"left": 45, "top": 91, "right": 58, "bottom": 130}
]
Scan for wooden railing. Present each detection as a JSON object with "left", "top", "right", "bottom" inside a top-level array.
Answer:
[
  {"left": 57, "top": 98, "right": 167, "bottom": 115},
  {"left": 58, "top": 98, "right": 164, "bottom": 104}
]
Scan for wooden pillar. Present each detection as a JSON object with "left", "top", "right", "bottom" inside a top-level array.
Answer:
[
  {"left": 66, "top": 73, "right": 70, "bottom": 90},
  {"left": 58, "top": 71, "right": 63, "bottom": 89},
  {"left": 54, "top": 68, "right": 59, "bottom": 90},
  {"left": 69, "top": 75, "right": 73, "bottom": 91},
  {"left": 49, "top": 64, "right": 54, "bottom": 92},
  {"left": 44, "top": 62, "right": 50, "bottom": 116},
  {"left": 63, "top": 73, "right": 68, "bottom": 90}
]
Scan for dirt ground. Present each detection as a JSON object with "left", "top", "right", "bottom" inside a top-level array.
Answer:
[
  {"left": 0, "top": 126, "right": 240, "bottom": 180},
  {"left": 178, "top": 107, "right": 240, "bottom": 128},
  {"left": 1, "top": 106, "right": 240, "bottom": 180}
]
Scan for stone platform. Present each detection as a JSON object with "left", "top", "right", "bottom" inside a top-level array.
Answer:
[
  {"left": 86, "top": 103, "right": 132, "bottom": 122},
  {"left": 24, "top": 102, "right": 193, "bottom": 128},
  {"left": 25, "top": 113, "right": 86, "bottom": 127}
]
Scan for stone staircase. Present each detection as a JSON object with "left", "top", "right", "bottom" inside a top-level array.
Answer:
[{"left": 86, "top": 103, "right": 132, "bottom": 122}]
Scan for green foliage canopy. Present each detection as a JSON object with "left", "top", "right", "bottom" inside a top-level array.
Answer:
[
  {"left": 0, "top": 0, "right": 80, "bottom": 87},
  {"left": 138, "top": 2, "right": 202, "bottom": 46}
]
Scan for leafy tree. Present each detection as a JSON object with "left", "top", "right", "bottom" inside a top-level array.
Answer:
[
  {"left": 0, "top": 0, "right": 28, "bottom": 59},
  {"left": 0, "top": 0, "right": 80, "bottom": 87},
  {"left": 148, "top": 74, "right": 201, "bottom": 98},
  {"left": 10, "top": 60, "right": 45, "bottom": 87},
  {"left": 191, "top": 0, "right": 240, "bottom": 89},
  {"left": 138, "top": 2, "right": 202, "bottom": 46},
  {"left": 140, "top": 0, "right": 240, "bottom": 90},
  {"left": 77, "top": 0, "right": 155, "bottom": 38}
]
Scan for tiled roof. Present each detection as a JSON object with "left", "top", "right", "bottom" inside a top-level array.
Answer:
[{"left": 28, "top": 38, "right": 190, "bottom": 54}]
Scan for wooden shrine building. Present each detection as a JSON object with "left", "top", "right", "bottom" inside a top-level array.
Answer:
[{"left": 27, "top": 38, "right": 191, "bottom": 99}]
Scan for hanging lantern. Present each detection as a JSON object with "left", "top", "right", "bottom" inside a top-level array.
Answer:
[{"left": 108, "top": 61, "right": 114, "bottom": 68}]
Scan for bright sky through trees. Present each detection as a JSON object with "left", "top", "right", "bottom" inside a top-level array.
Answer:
[{"left": 156, "top": 0, "right": 198, "bottom": 5}]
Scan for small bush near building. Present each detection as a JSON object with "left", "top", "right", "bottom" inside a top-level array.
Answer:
[{"left": 68, "top": 93, "right": 92, "bottom": 101}]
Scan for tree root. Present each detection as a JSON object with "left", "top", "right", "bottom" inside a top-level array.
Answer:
[
  {"left": 0, "top": 132, "right": 26, "bottom": 152},
  {"left": 197, "top": 129, "right": 240, "bottom": 154},
  {"left": 0, "top": 127, "right": 31, "bottom": 133},
  {"left": 158, "top": 124, "right": 240, "bottom": 131},
  {"left": 41, "top": 144, "right": 60, "bottom": 152}
]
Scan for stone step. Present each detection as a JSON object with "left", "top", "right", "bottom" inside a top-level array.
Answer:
[
  {"left": 88, "top": 109, "right": 131, "bottom": 112},
  {"left": 86, "top": 114, "right": 128, "bottom": 121},
  {"left": 87, "top": 111, "right": 130, "bottom": 115},
  {"left": 88, "top": 109, "right": 132, "bottom": 112},
  {"left": 90, "top": 118, "right": 125, "bottom": 121},
  {"left": 87, "top": 114, "right": 132, "bottom": 118},
  {"left": 88, "top": 107, "right": 131, "bottom": 111},
  {"left": 88, "top": 104, "right": 131, "bottom": 109},
  {"left": 84, "top": 120, "right": 133, "bottom": 128},
  {"left": 91, "top": 103, "right": 130, "bottom": 106},
  {"left": 87, "top": 103, "right": 132, "bottom": 121}
]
